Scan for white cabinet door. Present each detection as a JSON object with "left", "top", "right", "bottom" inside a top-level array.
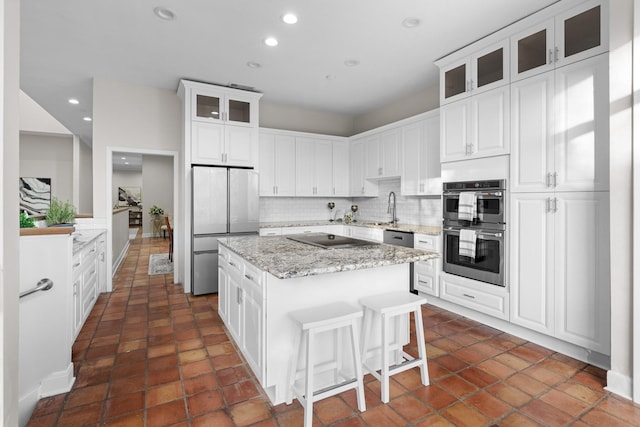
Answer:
[
  {"left": 242, "top": 291, "right": 264, "bottom": 381},
  {"left": 554, "top": 0, "right": 608, "bottom": 69},
  {"left": 510, "top": 193, "right": 554, "bottom": 335},
  {"left": 511, "top": 71, "right": 555, "bottom": 193},
  {"left": 470, "top": 85, "right": 510, "bottom": 158},
  {"left": 225, "top": 126, "right": 254, "bottom": 167},
  {"left": 227, "top": 268, "right": 243, "bottom": 341},
  {"left": 440, "top": 57, "right": 471, "bottom": 104},
  {"left": 192, "top": 121, "right": 224, "bottom": 164},
  {"left": 349, "top": 140, "right": 365, "bottom": 196},
  {"left": 314, "top": 140, "right": 334, "bottom": 196},
  {"left": 295, "top": 138, "right": 315, "bottom": 196},
  {"left": 332, "top": 141, "right": 349, "bottom": 196},
  {"left": 275, "top": 135, "right": 296, "bottom": 196},
  {"left": 218, "top": 254, "right": 230, "bottom": 321},
  {"left": 510, "top": 18, "right": 555, "bottom": 82},
  {"left": 401, "top": 121, "right": 422, "bottom": 195},
  {"left": 380, "top": 129, "right": 401, "bottom": 177},
  {"left": 422, "top": 115, "right": 442, "bottom": 195},
  {"left": 554, "top": 192, "right": 610, "bottom": 354},
  {"left": 259, "top": 133, "right": 276, "bottom": 196},
  {"left": 365, "top": 135, "right": 381, "bottom": 179},
  {"left": 440, "top": 99, "right": 469, "bottom": 162},
  {"left": 554, "top": 53, "right": 609, "bottom": 192}
]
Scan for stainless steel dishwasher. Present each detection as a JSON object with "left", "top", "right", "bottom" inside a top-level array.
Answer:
[{"left": 383, "top": 229, "right": 417, "bottom": 294}]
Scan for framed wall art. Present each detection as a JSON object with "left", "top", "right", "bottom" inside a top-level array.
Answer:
[{"left": 19, "top": 177, "right": 51, "bottom": 215}]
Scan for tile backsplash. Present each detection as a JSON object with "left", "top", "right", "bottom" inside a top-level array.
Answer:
[{"left": 260, "top": 178, "right": 442, "bottom": 226}]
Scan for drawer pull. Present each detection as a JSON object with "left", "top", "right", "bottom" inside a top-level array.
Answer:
[
  {"left": 89, "top": 249, "right": 96, "bottom": 254},
  {"left": 229, "top": 261, "right": 237, "bottom": 267},
  {"left": 418, "top": 280, "right": 428, "bottom": 285},
  {"left": 73, "top": 262, "right": 81, "bottom": 268},
  {"left": 244, "top": 274, "right": 254, "bottom": 281},
  {"left": 463, "top": 293, "right": 476, "bottom": 299}
]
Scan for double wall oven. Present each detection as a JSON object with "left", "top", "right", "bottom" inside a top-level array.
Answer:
[{"left": 442, "top": 179, "right": 506, "bottom": 287}]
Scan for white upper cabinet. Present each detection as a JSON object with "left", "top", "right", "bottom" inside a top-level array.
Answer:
[
  {"left": 192, "top": 90, "right": 259, "bottom": 127},
  {"left": 332, "top": 141, "right": 350, "bottom": 197},
  {"left": 259, "top": 132, "right": 296, "bottom": 197},
  {"left": 511, "top": 53, "right": 609, "bottom": 193},
  {"left": 440, "top": 85, "right": 509, "bottom": 163},
  {"left": 295, "top": 137, "right": 333, "bottom": 197},
  {"left": 349, "top": 139, "right": 378, "bottom": 197},
  {"left": 511, "top": 0, "right": 608, "bottom": 82},
  {"left": 179, "top": 80, "right": 262, "bottom": 167},
  {"left": 439, "top": 39, "right": 509, "bottom": 105},
  {"left": 401, "top": 113, "right": 441, "bottom": 196},
  {"left": 364, "top": 129, "right": 401, "bottom": 179}
]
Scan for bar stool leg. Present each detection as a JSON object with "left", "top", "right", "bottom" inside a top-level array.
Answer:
[
  {"left": 349, "top": 318, "right": 366, "bottom": 412},
  {"left": 381, "top": 313, "right": 391, "bottom": 403},
  {"left": 414, "top": 307, "right": 430, "bottom": 386},
  {"left": 304, "top": 329, "right": 315, "bottom": 427},
  {"left": 360, "top": 307, "right": 372, "bottom": 369}
]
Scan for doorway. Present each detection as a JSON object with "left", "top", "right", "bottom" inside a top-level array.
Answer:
[{"left": 105, "top": 147, "right": 179, "bottom": 293}]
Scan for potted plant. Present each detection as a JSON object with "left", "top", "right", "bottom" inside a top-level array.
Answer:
[
  {"left": 45, "top": 197, "right": 77, "bottom": 226},
  {"left": 148, "top": 205, "right": 165, "bottom": 219},
  {"left": 20, "top": 211, "right": 36, "bottom": 228}
]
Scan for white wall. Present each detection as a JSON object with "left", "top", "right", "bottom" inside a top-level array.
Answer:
[
  {"left": 260, "top": 102, "right": 354, "bottom": 137},
  {"left": 2, "top": 0, "right": 22, "bottom": 424},
  {"left": 111, "top": 170, "right": 142, "bottom": 208},
  {"left": 19, "top": 133, "right": 74, "bottom": 205},
  {"left": 352, "top": 84, "right": 439, "bottom": 134},
  {"left": 18, "top": 90, "right": 70, "bottom": 135},
  {"left": 78, "top": 141, "right": 92, "bottom": 214},
  {"left": 608, "top": 0, "right": 635, "bottom": 399},
  {"left": 141, "top": 155, "right": 173, "bottom": 236}
]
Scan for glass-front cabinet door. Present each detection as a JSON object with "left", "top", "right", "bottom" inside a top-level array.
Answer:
[
  {"left": 555, "top": 1, "right": 607, "bottom": 68},
  {"left": 511, "top": 19, "right": 555, "bottom": 81},
  {"left": 471, "top": 39, "right": 509, "bottom": 95},
  {"left": 440, "top": 58, "right": 469, "bottom": 104},
  {"left": 192, "top": 91, "right": 257, "bottom": 127}
]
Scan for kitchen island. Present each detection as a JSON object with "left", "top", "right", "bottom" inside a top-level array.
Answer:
[{"left": 217, "top": 234, "right": 439, "bottom": 404}]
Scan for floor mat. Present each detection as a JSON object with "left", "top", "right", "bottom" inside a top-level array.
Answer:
[
  {"left": 148, "top": 253, "right": 173, "bottom": 275},
  {"left": 129, "top": 228, "right": 139, "bottom": 240}
]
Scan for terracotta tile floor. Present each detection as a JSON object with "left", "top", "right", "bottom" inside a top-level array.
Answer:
[{"left": 28, "top": 233, "right": 640, "bottom": 426}]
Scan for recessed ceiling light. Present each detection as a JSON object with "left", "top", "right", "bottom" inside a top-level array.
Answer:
[
  {"left": 282, "top": 13, "right": 298, "bottom": 24},
  {"left": 153, "top": 7, "right": 175, "bottom": 21},
  {"left": 83, "top": 117, "right": 92, "bottom": 122},
  {"left": 246, "top": 61, "right": 262, "bottom": 69},
  {"left": 402, "top": 17, "right": 421, "bottom": 28},
  {"left": 264, "top": 37, "right": 278, "bottom": 47},
  {"left": 121, "top": 157, "right": 126, "bottom": 160},
  {"left": 325, "top": 74, "right": 336, "bottom": 80},
  {"left": 68, "top": 98, "right": 79, "bottom": 105},
  {"left": 124, "top": 162, "right": 129, "bottom": 165},
  {"left": 344, "top": 59, "right": 360, "bottom": 67}
]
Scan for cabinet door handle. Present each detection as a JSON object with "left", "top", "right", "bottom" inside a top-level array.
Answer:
[
  {"left": 469, "top": 79, "right": 474, "bottom": 91},
  {"left": 546, "top": 172, "right": 552, "bottom": 188},
  {"left": 244, "top": 273, "right": 254, "bottom": 282},
  {"left": 361, "top": 186, "right": 364, "bottom": 195},
  {"left": 553, "top": 197, "right": 558, "bottom": 213},
  {"left": 237, "top": 287, "right": 241, "bottom": 304},
  {"left": 554, "top": 46, "right": 559, "bottom": 62},
  {"left": 553, "top": 172, "right": 558, "bottom": 187},
  {"left": 548, "top": 49, "right": 553, "bottom": 64},
  {"left": 546, "top": 197, "right": 551, "bottom": 213}
]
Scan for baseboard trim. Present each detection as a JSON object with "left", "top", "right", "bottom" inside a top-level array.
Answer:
[
  {"left": 605, "top": 370, "right": 633, "bottom": 400},
  {"left": 112, "top": 240, "right": 130, "bottom": 274}
]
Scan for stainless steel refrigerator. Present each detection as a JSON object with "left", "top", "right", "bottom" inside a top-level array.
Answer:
[{"left": 191, "top": 165, "right": 259, "bottom": 295}]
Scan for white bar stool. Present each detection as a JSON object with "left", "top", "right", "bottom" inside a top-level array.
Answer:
[
  {"left": 360, "top": 292, "right": 429, "bottom": 403},
  {"left": 286, "top": 302, "right": 366, "bottom": 427}
]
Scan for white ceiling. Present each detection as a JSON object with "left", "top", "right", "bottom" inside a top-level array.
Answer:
[
  {"left": 20, "top": 0, "right": 559, "bottom": 145},
  {"left": 113, "top": 152, "right": 143, "bottom": 172}
]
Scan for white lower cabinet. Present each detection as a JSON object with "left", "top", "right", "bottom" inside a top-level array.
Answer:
[
  {"left": 413, "top": 233, "right": 441, "bottom": 297},
  {"left": 347, "top": 226, "right": 383, "bottom": 242},
  {"left": 440, "top": 272, "right": 510, "bottom": 320},
  {"left": 510, "top": 191, "right": 610, "bottom": 354},
  {"left": 219, "top": 246, "right": 266, "bottom": 383},
  {"left": 72, "top": 236, "right": 102, "bottom": 339}
]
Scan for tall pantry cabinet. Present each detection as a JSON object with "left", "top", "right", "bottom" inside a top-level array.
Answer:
[{"left": 509, "top": 1, "right": 610, "bottom": 355}]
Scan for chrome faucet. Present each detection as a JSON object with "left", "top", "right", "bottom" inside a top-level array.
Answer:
[{"left": 387, "top": 191, "right": 398, "bottom": 225}]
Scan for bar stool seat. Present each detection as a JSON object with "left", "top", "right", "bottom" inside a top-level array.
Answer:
[
  {"left": 360, "top": 292, "right": 429, "bottom": 403},
  {"left": 286, "top": 302, "right": 366, "bottom": 427}
]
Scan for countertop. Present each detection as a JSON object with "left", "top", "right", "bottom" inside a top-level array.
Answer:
[
  {"left": 259, "top": 220, "right": 441, "bottom": 235},
  {"left": 219, "top": 234, "right": 439, "bottom": 279},
  {"left": 72, "top": 229, "right": 105, "bottom": 253}
]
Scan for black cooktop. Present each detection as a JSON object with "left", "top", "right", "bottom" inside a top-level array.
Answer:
[{"left": 286, "top": 233, "right": 379, "bottom": 249}]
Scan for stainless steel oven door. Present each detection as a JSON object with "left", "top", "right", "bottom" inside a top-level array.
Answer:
[
  {"left": 442, "top": 191, "right": 505, "bottom": 224},
  {"left": 442, "top": 226, "right": 505, "bottom": 286}
]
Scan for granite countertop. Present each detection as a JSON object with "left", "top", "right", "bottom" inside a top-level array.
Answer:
[
  {"left": 219, "top": 234, "right": 440, "bottom": 279},
  {"left": 72, "top": 229, "right": 105, "bottom": 253},
  {"left": 259, "top": 220, "right": 441, "bottom": 236}
]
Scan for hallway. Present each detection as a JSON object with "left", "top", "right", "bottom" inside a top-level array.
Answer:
[{"left": 26, "top": 234, "right": 640, "bottom": 426}]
